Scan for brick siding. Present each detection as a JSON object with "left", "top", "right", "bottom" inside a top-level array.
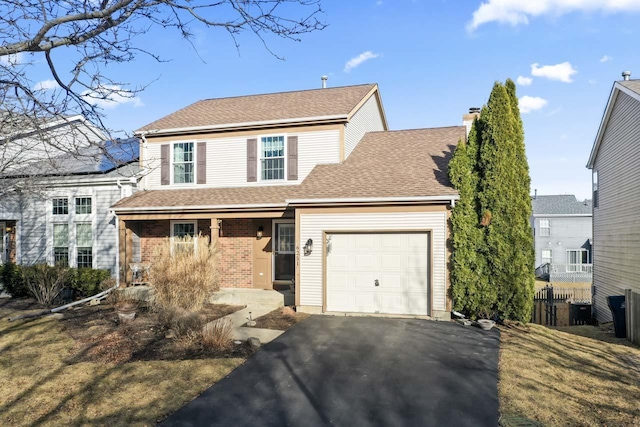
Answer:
[{"left": 138, "top": 218, "right": 253, "bottom": 288}]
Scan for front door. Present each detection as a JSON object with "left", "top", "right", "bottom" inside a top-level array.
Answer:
[
  {"left": 0, "top": 223, "right": 5, "bottom": 264},
  {"left": 273, "top": 221, "right": 295, "bottom": 282}
]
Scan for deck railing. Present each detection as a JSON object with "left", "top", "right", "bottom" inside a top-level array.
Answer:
[{"left": 548, "top": 263, "right": 592, "bottom": 283}]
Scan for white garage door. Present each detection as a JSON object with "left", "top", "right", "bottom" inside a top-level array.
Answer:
[{"left": 326, "top": 232, "right": 429, "bottom": 315}]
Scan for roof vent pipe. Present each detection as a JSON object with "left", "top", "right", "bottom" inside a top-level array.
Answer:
[
  {"left": 534, "top": 189, "right": 537, "bottom": 200},
  {"left": 622, "top": 70, "right": 631, "bottom": 81},
  {"left": 321, "top": 75, "right": 328, "bottom": 88}
]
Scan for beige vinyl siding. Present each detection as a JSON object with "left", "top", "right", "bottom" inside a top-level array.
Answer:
[
  {"left": 143, "top": 143, "right": 162, "bottom": 189},
  {"left": 298, "top": 211, "right": 448, "bottom": 312},
  {"left": 344, "top": 95, "right": 385, "bottom": 159},
  {"left": 592, "top": 90, "right": 640, "bottom": 323},
  {"left": 143, "top": 129, "right": 340, "bottom": 190}
]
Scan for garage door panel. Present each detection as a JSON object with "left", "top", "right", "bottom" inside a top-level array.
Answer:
[{"left": 326, "top": 232, "right": 429, "bottom": 315}]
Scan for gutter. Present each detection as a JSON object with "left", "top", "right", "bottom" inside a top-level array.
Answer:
[
  {"left": 135, "top": 114, "right": 349, "bottom": 137},
  {"left": 286, "top": 195, "right": 460, "bottom": 206},
  {"left": 112, "top": 202, "right": 289, "bottom": 213}
]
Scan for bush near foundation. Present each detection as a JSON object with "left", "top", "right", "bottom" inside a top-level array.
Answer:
[{"left": 150, "top": 234, "right": 220, "bottom": 313}]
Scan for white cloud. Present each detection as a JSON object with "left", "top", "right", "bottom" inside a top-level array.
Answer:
[
  {"left": 516, "top": 76, "right": 533, "bottom": 86},
  {"left": 468, "top": 0, "right": 640, "bottom": 31},
  {"left": 344, "top": 51, "right": 381, "bottom": 72},
  {"left": 600, "top": 54, "right": 612, "bottom": 63},
  {"left": 519, "top": 96, "right": 548, "bottom": 113},
  {"left": 33, "top": 79, "right": 60, "bottom": 91},
  {"left": 0, "top": 52, "right": 26, "bottom": 67},
  {"left": 531, "top": 62, "right": 577, "bottom": 83},
  {"left": 82, "top": 85, "right": 143, "bottom": 109}
]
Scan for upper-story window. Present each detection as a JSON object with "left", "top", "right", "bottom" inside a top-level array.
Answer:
[
  {"left": 173, "top": 142, "right": 194, "bottom": 184},
  {"left": 53, "top": 198, "right": 68, "bottom": 215},
  {"left": 75, "top": 197, "right": 92, "bottom": 215},
  {"left": 261, "top": 136, "right": 285, "bottom": 180},
  {"left": 539, "top": 219, "right": 550, "bottom": 237}
]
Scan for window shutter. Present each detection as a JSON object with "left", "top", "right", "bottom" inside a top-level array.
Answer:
[
  {"left": 197, "top": 142, "right": 206, "bottom": 184},
  {"left": 287, "top": 136, "right": 298, "bottom": 181},
  {"left": 247, "top": 138, "right": 257, "bottom": 182},
  {"left": 160, "top": 144, "right": 170, "bottom": 185}
]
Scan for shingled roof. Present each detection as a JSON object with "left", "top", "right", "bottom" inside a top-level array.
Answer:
[
  {"left": 531, "top": 195, "right": 592, "bottom": 215},
  {"left": 113, "top": 127, "right": 463, "bottom": 211},
  {"left": 293, "top": 127, "right": 464, "bottom": 200},
  {"left": 619, "top": 79, "right": 640, "bottom": 96},
  {"left": 136, "top": 84, "right": 378, "bottom": 133}
]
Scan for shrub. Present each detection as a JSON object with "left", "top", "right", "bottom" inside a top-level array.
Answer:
[
  {"left": 202, "top": 318, "right": 233, "bottom": 349},
  {"left": 21, "top": 264, "right": 70, "bottom": 307},
  {"left": 157, "top": 306, "right": 207, "bottom": 344},
  {"left": 150, "top": 234, "right": 220, "bottom": 312},
  {"left": 68, "top": 268, "right": 111, "bottom": 297},
  {"left": 1, "top": 262, "right": 28, "bottom": 298}
]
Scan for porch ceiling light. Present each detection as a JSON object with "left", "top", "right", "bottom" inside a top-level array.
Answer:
[
  {"left": 304, "top": 238, "right": 313, "bottom": 256},
  {"left": 5, "top": 226, "right": 12, "bottom": 233},
  {"left": 257, "top": 226, "right": 263, "bottom": 239}
]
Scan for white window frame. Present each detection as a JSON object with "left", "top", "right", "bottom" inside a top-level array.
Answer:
[
  {"left": 539, "top": 219, "right": 550, "bottom": 237},
  {"left": 75, "top": 223, "right": 94, "bottom": 269},
  {"left": 48, "top": 192, "right": 96, "bottom": 268},
  {"left": 171, "top": 141, "right": 196, "bottom": 185},
  {"left": 541, "top": 249, "right": 552, "bottom": 265},
  {"left": 566, "top": 249, "right": 589, "bottom": 272},
  {"left": 75, "top": 196, "right": 93, "bottom": 215},
  {"left": 53, "top": 223, "right": 70, "bottom": 266},
  {"left": 259, "top": 134, "right": 287, "bottom": 182},
  {"left": 52, "top": 197, "right": 69, "bottom": 216},
  {"left": 170, "top": 220, "right": 197, "bottom": 254},
  {"left": 593, "top": 170, "right": 599, "bottom": 208}
]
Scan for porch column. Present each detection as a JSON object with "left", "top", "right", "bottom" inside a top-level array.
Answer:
[
  {"left": 118, "top": 219, "right": 134, "bottom": 285},
  {"left": 210, "top": 217, "right": 220, "bottom": 245}
]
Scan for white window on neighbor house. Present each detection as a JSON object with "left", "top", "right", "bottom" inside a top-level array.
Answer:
[
  {"left": 541, "top": 249, "right": 552, "bottom": 265},
  {"left": 171, "top": 221, "right": 196, "bottom": 254},
  {"left": 53, "top": 223, "right": 69, "bottom": 266},
  {"left": 53, "top": 198, "right": 69, "bottom": 215},
  {"left": 260, "top": 135, "right": 285, "bottom": 180},
  {"left": 75, "top": 197, "right": 92, "bottom": 215},
  {"left": 566, "top": 249, "right": 589, "bottom": 272},
  {"left": 539, "top": 219, "right": 550, "bottom": 237},
  {"left": 173, "top": 142, "right": 194, "bottom": 184},
  {"left": 76, "top": 223, "right": 93, "bottom": 268}
]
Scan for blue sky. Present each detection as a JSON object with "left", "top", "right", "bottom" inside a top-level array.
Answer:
[{"left": 14, "top": 0, "right": 640, "bottom": 200}]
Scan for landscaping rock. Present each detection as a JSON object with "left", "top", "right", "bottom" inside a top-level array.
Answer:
[
  {"left": 88, "top": 299, "right": 101, "bottom": 306},
  {"left": 246, "top": 320, "right": 257, "bottom": 327},
  {"left": 165, "top": 329, "right": 176, "bottom": 339},
  {"left": 247, "top": 337, "right": 261, "bottom": 350}
]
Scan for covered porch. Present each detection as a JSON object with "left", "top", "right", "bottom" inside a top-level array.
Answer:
[{"left": 116, "top": 211, "right": 296, "bottom": 289}]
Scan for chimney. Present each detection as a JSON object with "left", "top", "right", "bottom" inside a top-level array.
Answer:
[
  {"left": 462, "top": 107, "right": 481, "bottom": 137},
  {"left": 622, "top": 70, "right": 631, "bottom": 81},
  {"left": 321, "top": 75, "right": 328, "bottom": 88}
]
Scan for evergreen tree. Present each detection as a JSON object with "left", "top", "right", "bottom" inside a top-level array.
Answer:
[{"left": 449, "top": 80, "right": 535, "bottom": 322}]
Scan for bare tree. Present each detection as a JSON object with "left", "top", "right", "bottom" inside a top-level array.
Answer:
[{"left": 0, "top": 0, "right": 325, "bottom": 180}]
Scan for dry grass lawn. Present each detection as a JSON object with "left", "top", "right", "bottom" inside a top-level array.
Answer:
[
  {"left": 499, "top": 322, "right": 640, "bottom": 427},
  {"left": 0, "top": 305, "right": 243, "bottom": 426}
]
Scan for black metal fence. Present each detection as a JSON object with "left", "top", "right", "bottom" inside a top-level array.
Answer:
[{"left": 531, "top": 286, "right": 592, "bottom": 326}]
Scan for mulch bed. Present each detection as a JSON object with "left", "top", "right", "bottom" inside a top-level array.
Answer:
[
  {"left": 251, "top": 307, "right": 310, "bottom": 330},
  {"left": 1, "top": 298, "right": 254, "bottom": 364}
]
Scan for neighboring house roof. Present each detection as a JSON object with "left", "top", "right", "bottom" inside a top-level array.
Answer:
[
  {"left": 2, "top": 138, "right": 140, "bottom": 178},
  {"left": 587, "top": 79, "right": 640, "bottom": 168},
  {"left": 291, "top": 127, "right": 464, "bottom": 202},
  {"left": 112, "top": 127, "right": 463, "bottom": 212},
  {"left": 0, "top": 114, "right": 107, "bottom": 144},
  {"left": 531, "top": 195, "right": 592, "bottom": 216},
  {"left": 136, "top": 84, "right": 383, "bottom": 134}
]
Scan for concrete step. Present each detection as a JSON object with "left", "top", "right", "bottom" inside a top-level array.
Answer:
[
  {"left": 210, "top": 288, "right": 284, "bottom": 309},
  {"left": 232, "top": 327, "right": 284, "bottom": 342}
]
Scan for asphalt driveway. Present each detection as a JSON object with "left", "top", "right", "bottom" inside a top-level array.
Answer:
[{"left": 162, "top": 316, "right": 500, "bottom": 427}]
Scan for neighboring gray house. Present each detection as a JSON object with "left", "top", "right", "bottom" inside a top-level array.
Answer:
[
  {"left": 1, "top": 127, "right": 140, "bottom": 277},
  {"left": 587, "top": 73, "right": 640, "bottom": 323},
  {"left": 532, "top": 195, "right": 592, "bottom": 283}
]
